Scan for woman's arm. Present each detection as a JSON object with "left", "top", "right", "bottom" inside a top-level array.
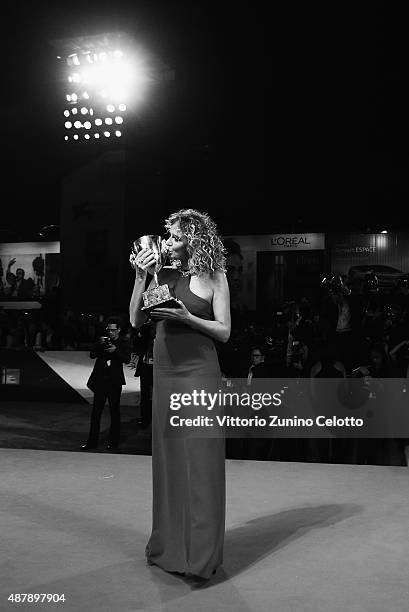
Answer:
[
  {"left": 129, "top": 272, "right": 149, "bottom": 329},
  {"left": 129, "top": 248, "right": 158, "bottom": 329}
]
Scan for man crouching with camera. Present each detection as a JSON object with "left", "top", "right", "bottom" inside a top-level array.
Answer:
[{"left": 81, "top": 316, "right": 131, "bottom": 451}]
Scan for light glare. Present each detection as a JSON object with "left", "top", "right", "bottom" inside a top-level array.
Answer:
[
  {"left": 62, "top": 44, "right": 147, "bottom": 142},
  {"left": 78, "top": 58, "right": 146, "bottom": 103}
]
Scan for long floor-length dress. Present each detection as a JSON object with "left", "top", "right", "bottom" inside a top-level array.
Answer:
[{"left": 145, "top": 270, "right": 225, "bottom": 579}]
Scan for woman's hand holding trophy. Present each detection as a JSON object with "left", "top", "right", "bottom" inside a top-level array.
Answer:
[
  {"left": 130, "top": 236, "right": 179, "bottom": 315},
  {"left": 130, "top": 235, "right": 169, "bottom": 281},
  {"left": 129, "top": 247, "right": 158, "bottom": 280}
]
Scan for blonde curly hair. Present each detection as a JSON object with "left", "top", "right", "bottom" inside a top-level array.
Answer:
[{"left": 164, "top": 208, "right": 226, "bottom": 277}]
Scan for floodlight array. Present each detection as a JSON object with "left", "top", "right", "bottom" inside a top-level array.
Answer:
[{"left": 61, "top": 48, "right": 136, "bottom": 142}]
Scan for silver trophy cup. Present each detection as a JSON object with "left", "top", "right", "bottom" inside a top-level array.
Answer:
[{"left": 131, "top": 235, "right": 180, "bottom": 314}]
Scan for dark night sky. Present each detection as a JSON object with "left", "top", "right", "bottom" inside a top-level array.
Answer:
[{"left": 1, "top": 1, "right": 407, "bottom": 239}]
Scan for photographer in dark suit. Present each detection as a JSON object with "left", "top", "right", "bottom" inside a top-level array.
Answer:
[{"left": 81, "top": 316, "right": 131, "bottom": 451}]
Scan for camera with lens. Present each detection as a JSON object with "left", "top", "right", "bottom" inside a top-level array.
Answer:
[{"left": 99, "top": 336, "right": 111, "bottom": 347}]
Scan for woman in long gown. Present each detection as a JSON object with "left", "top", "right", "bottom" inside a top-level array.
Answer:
[{"left": 129, "top": 209, "right": 231, "bottom": 580}]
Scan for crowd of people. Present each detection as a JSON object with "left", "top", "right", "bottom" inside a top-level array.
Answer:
[
  {"left": 217, "top": 278, "right": 409, "bottom": 467},
  {"left": 0, "top": 307, "right": 133, "bottom": 351},
  {"left": 2, "top": 273, "right": 409, "bottom": 466},
  {"left": 219, "top": 283, "right": 409, "bottom": 381}
]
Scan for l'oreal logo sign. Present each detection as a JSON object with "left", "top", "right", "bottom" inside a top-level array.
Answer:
[{"left": 269, "top": 233, "right": 325, "bottom": 251}]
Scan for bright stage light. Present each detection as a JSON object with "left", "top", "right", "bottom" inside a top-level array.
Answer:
[
  {"left": 84, "top": 121, "right": 91, "bottom": 129},
  {"left": 74, "top": 120, "right": 82, "bottom": 129},
  {"left": 94, "top": 133, "right": 100, "bottom": 138},
  {"left": 65, "top": 121, "right": 72, "bottom": 128},
  {"left": 73, "top": 134, "right": 79, "bottom": 140},
  {"left": 64, "top": 135, "right": 69, "bottom": 140},
  {"left": 67, "top": 54, "right": 80, "bottom": 67},
  {"left": 56, "top": 31, "right": 173, "bottom": 144},
  {"left": 77, "top": 55, "right": 147, "bottom": 104},
  {"left": 84, "top": 134, "right": 90, "bottom": 139}
]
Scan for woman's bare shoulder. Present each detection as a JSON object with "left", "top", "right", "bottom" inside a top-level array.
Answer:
[{"left": 209, "top": 269, "right": 228, "bottom": 287}]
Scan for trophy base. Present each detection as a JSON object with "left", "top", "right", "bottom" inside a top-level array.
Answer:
[
  {"left": 141, "top": 284, "right": 181, "bottom": 315},
  {"left": 141, "top": 298, "right": 182, "bottom": 315}
]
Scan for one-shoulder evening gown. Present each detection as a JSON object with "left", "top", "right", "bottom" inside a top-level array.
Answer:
[{"left": 145, "top": 270, "right": 225, "bottom": 579}]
